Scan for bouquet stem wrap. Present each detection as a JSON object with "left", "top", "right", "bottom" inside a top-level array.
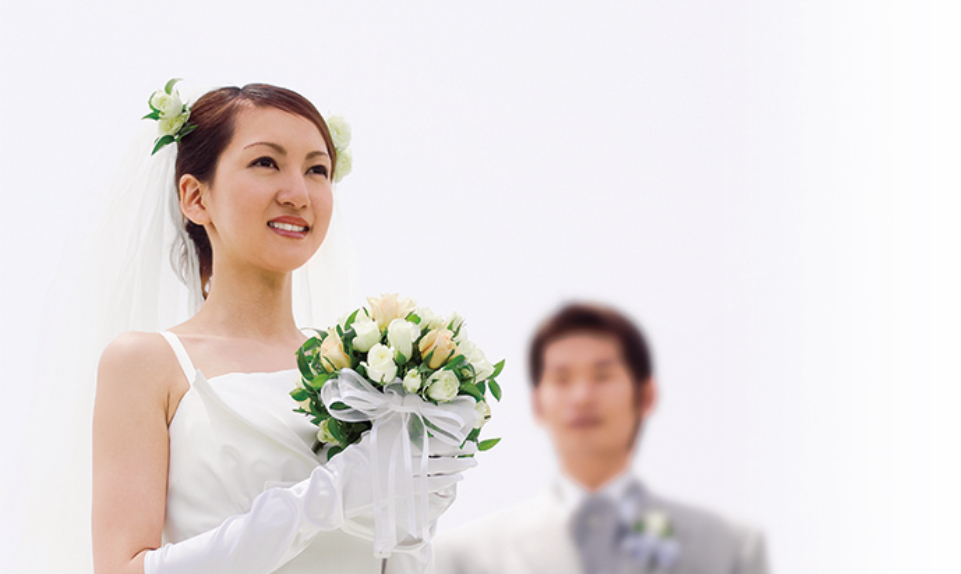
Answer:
[{"left": 320, "top": 369, "right": 476, "bottom": 558}]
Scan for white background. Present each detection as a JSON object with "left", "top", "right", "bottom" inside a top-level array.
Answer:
[{"left": 2, "top": 1, "right": 960, "bottom": 573}]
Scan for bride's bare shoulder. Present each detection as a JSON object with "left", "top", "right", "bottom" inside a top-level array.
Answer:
[{"left": 97, "top": 331, "right": 181, "bottom": 393}]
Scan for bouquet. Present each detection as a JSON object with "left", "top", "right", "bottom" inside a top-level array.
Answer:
[{"left": 289, "top": 294, "right": 503, "bottom": 557}]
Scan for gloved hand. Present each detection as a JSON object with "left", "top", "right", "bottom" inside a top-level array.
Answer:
[
  {"left": 339, "top": 439, "right": 478, "bottom": 545},
  {"left": 381, "top": 440, "right": 479, "bottom": 574},
  {"left": 144, "top": 432, "right": 475, "bottom": 574}
]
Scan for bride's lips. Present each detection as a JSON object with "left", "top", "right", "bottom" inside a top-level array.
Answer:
[{"left": 267, "top": 216, "right": 310, "bottom": 238}]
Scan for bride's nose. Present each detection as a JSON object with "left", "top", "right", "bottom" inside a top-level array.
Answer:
[{"left": 276, "top": 172, "right": 310, "bottom": 209}]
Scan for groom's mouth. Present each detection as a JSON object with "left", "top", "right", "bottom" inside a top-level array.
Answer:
[{"left": 568, "top": 415, "right": 602, "bottom": 429}]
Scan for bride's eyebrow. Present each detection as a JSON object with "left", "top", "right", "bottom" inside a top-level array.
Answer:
[
  {"left": 306, "top": 150, "right": 329, "bottom": 160},
  {"left": 244, "top": 142, "right": 286, "bottom": 155}
]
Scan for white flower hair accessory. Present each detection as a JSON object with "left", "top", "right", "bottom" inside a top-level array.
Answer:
[
  {"left": 326, "top": 114, "right": 353, "bottom": 183},
  {"left": 143, "top": 78, "right": 195, "bottom": 155}
]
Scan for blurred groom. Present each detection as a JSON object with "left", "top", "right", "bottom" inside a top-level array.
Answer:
[{"left": 436, "top": 303, "right": 769, "bottom": 574}]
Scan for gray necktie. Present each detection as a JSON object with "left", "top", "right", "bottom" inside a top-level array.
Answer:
[{"left": 572, "top": 494, "right": 625, "bottom": 574}]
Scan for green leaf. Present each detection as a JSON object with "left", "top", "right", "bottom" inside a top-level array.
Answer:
[
  {"left": 445, "top": 354, "right": 468, "bottom": 370},
  {"left": 459, "top": 382, "right": 484, "bottom": 401},
  {"left": 466, "top": 428, "right": 481, "bottom": 442},
  {"left": 296, "top": 347, "right": 313, "bottom": 379},
  {"left": 491, "top": 359, "right": 505, "bottom": 379},
  {"left": 164, "top": 77, "right": 181, "bottom": 94},
  {"left": 478, "top": 438, "right": 501, "bottom": 451},
  {"left": 309, "top": 373, "right": 329, "bottom": 390},
  {"left": 331, "top": 421, "right": 348, "bottom": 443},
  {"left": 142, "top": 110, "right": 161, "bottom": 120},
  {"left": 177, "top": 123, "right": 197, "bottom": 138},
  {"left": 326, "top": 445, "right": 344, "bottom": 459},
  {"left": 151, "top": 135, "right": 175, "bottom": 155},
  {"left": 290, "top": 388, "right": 310, "bottom": 401},
  {"left": 343, "top": 308, "right": 361, "bottom": 329},
  {"left": 329, "top": 401, "right": 350, "bottom": 411},
  {"left": 302, "top": 336, "right": 321, "bottom": 351},
  {"left": 408, "top": 313, "right": 421, "bottom": 324},
  {"left": 476, "top": 380, "right": 487, "bottom": 395},
  {"left": 395, "top": 351, "right": 408, "bottom": 365},
  {"left": 489, "top": 379, "right": 502, "bottom": 401}
]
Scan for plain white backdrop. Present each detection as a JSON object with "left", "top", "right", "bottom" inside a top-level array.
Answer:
[{"left": 1, "top": 1, "right": 959, "bottom": 573}]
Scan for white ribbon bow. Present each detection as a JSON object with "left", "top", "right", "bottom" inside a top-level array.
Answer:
[{"left": 321, "top": 368, "right": 476, "bottom": 558}]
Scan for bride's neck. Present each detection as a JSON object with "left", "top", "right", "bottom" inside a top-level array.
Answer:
[{"left": 192, "top": 265, "right": 300, "bottom": 339}]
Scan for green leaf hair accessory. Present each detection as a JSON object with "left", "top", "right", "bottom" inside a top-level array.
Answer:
[
  {"left": 143, "top": 78, "right": 196, "bottom": 155},
  {"left": 326, "top": 114, "right": 353, "bottom": 183}
]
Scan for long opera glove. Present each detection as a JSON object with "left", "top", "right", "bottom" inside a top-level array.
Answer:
[{"left": 144, "top": 433, "right": 476, "bottom": 574}]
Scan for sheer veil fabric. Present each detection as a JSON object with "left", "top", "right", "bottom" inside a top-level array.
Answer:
[{"left": 11, "top": 122, "right": 358, "bottom": 574}]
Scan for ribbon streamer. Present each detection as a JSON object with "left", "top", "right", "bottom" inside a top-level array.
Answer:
[{"left": 321, "top": 368, "right": 476, "bottom": 558}]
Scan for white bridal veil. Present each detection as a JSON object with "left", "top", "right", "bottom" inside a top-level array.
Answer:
[{"left": 12, "top": 109, "right": 357, "bottom": 573}]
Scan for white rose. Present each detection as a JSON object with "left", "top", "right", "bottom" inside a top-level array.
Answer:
[
  {"left": 459, "top": 340, "right": 495, "bottom": 381},
  {"left": 403, "top": 370, "right": 422, "bottom": 393},
  {"left": 326, "top": 114, "right": 352, "bottom": 150},
  {"left": 473, "top": 400, "right": 491, "bottom": 429},
  {"left": 426, "top": 370, "right": 460, "bottom": 402},
  {"left": 351, "top": 313, "right": 381, "bottom": 353},
  {"left": 316, "top": 419, "right": 340, "bottom": 445},
  {"left": 446, "top": 312, "right": 465, "bottom": 333},
  {"left": 150, "top": 90, "right": 184, "bottom": 118},
  {"left": 158, "top": 114, "right": 186, "bottom": 137},
  {"left": 333, "top": 147, "right": 353, "bottom": 183},
  {"left": 363, "top": 343, "right": 398, "bottom": 383},
  {"left": 387, "top": 318, "right": 420, "bottom": 361},
  {"left": 415, "top": 306, "right": 445, "bottom": 330}
]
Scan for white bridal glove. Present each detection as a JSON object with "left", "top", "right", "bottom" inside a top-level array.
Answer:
[{"left": 144, "top": 433, "right": 476, "bottom": 574}]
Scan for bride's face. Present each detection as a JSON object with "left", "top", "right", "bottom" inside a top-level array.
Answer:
[{"left": 195, "top": 106, "right": 334, "bottom": 275}]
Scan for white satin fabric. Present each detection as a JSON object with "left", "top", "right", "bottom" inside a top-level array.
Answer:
[{"left": 162, "top": 334, "right": 383, "bottom": 573}]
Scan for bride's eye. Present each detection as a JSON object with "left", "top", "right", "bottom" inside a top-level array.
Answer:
[
  {"left": 250, "top": 156, "right": 277, "bottom": 169},
  {"left": 308, "top": 164, "right": 329, "bottom": 178}
]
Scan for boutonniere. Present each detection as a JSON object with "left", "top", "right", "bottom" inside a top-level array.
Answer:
[{"left": 622, "top": 510, "right": 681, "bottom": 570}]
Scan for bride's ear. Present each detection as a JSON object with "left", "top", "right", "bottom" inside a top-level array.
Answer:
[{"left": 179, "top": 174, "right": 210, "bottom": 225}]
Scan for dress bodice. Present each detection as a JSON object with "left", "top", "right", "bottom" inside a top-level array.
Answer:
[{"left": 161, "top": 332, "right": 383, "bottom": 573}]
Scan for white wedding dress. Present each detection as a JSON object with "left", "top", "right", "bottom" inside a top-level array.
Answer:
[{"left": 159, "top": 332, "right": 384, "bottom": 573}]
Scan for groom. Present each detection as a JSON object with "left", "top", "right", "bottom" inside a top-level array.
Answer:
[{"left": 435, "top": 303, "right": 769, "bottom": 574}]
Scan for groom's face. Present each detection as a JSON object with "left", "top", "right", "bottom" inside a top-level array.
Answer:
[{"left": 534, "top": 332, "right": 649, "bottom": 459}]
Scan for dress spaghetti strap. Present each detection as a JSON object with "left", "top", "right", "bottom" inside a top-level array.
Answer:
[{"left": 160, "top": 331, "right": 197, "bottom": 384}]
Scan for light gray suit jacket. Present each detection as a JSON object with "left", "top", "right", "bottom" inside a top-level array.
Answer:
[{"left": 435, "top": 482, "right": 769, "bottom": 574}]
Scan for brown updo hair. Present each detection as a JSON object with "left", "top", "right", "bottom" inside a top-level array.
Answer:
[{"left": 174, "top": 83, "right": 337, "bottom": 295}]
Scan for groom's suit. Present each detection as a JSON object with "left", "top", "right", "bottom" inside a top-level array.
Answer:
[{"left": 435, "top": 477, "right": 769, "bottom": 574}]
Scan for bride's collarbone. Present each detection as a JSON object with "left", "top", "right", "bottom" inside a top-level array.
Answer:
[{"left": 172, "top": 333, "right": 301, "bottom": 379}]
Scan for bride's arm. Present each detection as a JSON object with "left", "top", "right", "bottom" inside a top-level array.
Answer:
[{"left": 92, "top": 332, "right": 182, "bottom": 574}]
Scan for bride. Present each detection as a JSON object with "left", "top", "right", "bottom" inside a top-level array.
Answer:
[{"left": 91, "top": 83, "right": 473, "bottom": 574}]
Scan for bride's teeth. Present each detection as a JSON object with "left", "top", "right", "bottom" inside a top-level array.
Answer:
[{"left": 269, "top": 222, "right": 308, "bottom": 232}]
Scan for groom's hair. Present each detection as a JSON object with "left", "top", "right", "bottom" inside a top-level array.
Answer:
[{"left": 529, "top": 302, "right": 653, "bottom": 388}]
